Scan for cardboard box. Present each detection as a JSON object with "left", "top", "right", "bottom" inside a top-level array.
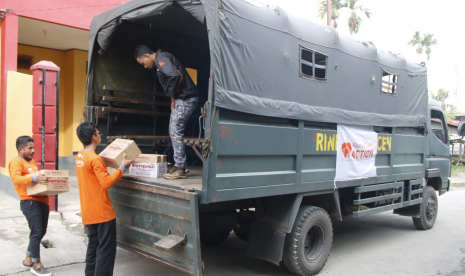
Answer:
[
  {"left": 99, "top": 139, "right": 141, "bottom": 169},
  {"left": 129, "top": 163, "right": 167, "bottom": 178},
  {"left": 26, "top": 170, "right": 69, "bottom": 196},
  {"left": 134, "top": 154, "right": 167, "bottom": 164}
]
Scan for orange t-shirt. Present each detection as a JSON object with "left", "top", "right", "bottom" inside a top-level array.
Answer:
[
  {"left": 8, "top": 157, "right": 49, "bottom": 205},
  {"left": 75, "top": 150, "right": 123, "bottom": 225}
]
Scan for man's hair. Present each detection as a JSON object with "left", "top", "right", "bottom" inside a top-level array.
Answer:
[
  {"left": 134, "top": 45, "right": 155, "bottom": 59},
  {"left": 16, "top": 136, "right": 34, "bottom": 150},
  {"left": 77, "top": 122, "right": 96, "bottom": 146}
]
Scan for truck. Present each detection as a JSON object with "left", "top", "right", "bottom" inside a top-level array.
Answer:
[{"left": 84, "top": 0, "right": 462, "bottom": 275}]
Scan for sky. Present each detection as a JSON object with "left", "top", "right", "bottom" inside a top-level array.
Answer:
[{"left": 254, "top": 0, "right": 465, "bottom": 113}]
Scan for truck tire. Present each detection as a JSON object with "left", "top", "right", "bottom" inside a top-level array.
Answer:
[
  {"left": 282, "top": 206, "right": 333, "bottom": 276},
  {"left": 412, "top": 186, "right": 438, "bottom": 230},
  {"left": 200, "top": 230, "right": 230, "bottom": 246}
]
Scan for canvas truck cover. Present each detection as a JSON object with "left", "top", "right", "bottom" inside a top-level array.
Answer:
[{"left": 88, "top": 0, "right": 428, "bottom": 127}]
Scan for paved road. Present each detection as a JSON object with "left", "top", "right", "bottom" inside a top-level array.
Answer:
[{"left": 4, "top": 187, "right": 465, "bottom": 276}]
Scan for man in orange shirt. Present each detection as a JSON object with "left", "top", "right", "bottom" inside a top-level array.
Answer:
[
  {"left": 9, "top": 136, "right": 52, "bottom": 276},
  {"left": 75, "top": 122, "right": 134, "bottom": 276}
]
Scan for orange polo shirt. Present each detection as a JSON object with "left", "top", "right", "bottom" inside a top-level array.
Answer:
[
  {"left": 8, "top": 157, "right": 49, "bottom": 205},
  {"left": 75, "top": 150, "right": 123, "bottom": 225}
]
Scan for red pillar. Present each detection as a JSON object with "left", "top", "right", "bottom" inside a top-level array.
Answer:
[
  {"left": 0, "top": 10, "right": 19, "bottom": 167},
  {"left": 31, "top": 61, "right": 60, "bottom": 211}
]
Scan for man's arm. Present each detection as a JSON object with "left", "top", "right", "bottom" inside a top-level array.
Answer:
[
  {"left": 8, "top": 159, "right": 46, "bottom": 185},
  {"left": 91, "top": 158, "right": 124, "bottom": 190},
  {"left": 157, "top": 55, "right": 181, "bottom": 98}
]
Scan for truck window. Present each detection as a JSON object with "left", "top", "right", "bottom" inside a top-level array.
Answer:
[
  {"left": 430, "top": 109, "right": 447, "bottom": 144},
  {"left": 381, "top": 70, "right": 398, "bottom": 95},
  {"left": 300, "top": 45, "right": 327, "bottom": 81}
]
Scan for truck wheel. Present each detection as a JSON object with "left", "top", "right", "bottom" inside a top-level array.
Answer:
[
  {"left": 412, "top": 186, "right": 438, "bottom": 230},
  {"left": 282, "top": 206, "right": 333, "bottom": 276},
  {"left": 200, "top": 230, "right": 230, "bottom": 246}
]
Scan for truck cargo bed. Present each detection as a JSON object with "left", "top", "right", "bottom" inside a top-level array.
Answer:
[{"left": 121, "top": 166, "right": 203, "bottom": 191}]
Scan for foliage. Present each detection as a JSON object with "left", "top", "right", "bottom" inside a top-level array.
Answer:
[
  {"left": 317, "top": 0, "right": 371, "bottom": 35},
  {"left": 408, "top": 31, "right": 438, "bottom": 61},
  {"left": 429, "top": 88, "right": 459, "bottom": 119}
]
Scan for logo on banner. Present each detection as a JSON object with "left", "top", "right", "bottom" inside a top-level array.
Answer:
[{"left": 341, "top": 142, "right": 352, "bottom": 158}]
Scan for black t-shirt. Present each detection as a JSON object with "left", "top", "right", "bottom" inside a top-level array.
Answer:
[{"left": 155, "top": 49, "right": 198, "bottom": 100}]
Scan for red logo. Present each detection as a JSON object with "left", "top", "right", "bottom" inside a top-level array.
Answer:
[
  {"left": 341, "top": 142, "right": 352, "bottom": 158},
  {"left": 159, "top": 61, "right": 165, "bottom": 67}
]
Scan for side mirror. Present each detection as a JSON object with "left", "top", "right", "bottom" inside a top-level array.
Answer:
[{"left": 458, "top": 122, "right": 465, "bottom": 137}]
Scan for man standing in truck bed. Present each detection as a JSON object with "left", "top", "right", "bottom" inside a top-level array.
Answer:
[{"left": 134, "top": 45, "right": 199, "bottom": 180}]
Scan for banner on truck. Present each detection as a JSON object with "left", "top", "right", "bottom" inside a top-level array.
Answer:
[{"left": 335, "top": 124, "right": 378, "bottom": 182}]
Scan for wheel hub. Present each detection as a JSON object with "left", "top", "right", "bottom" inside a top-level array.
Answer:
[
  {"left": 304, "top": 224, "right": 325, "bottom": 262},
  {"left": 426, "top": 197, "right": 437, "bottom": 221}
]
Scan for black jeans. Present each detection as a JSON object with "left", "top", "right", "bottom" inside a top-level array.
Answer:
[
  {"left": 20, "top": 200, "right": 49, "bottom": 263},
  {"left": 85, "top": 219, "right": 117, "bottom": 276}
]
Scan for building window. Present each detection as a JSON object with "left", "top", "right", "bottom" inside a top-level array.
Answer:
[
  {"left": 381, "top": 70, "right": 398, "bottom": 95},
  {"left": 17, "top": 54, "right": 34, "bottom": 70},
  {"left": 300, "top": 45, "right": 327, "bottom": 81}
]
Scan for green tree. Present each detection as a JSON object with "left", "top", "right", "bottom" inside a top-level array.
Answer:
[
  {"left": 408, "top": 31, "right": 438, "bottom": 61},
  {"left": 318, "top": 0, "right": 345, "bottom": 28},
  {"left": 408, "top": 31, "right": 423, "bottom": 54},
  {"left": 429, "top": 88, "right": 458, "bottom": 119},
  {"left": 346, "top": 0, "right": 371, "bottom": 36},
  {"left": 317, "top": 0, "right": 371, "bottom": 35},
  {"left": 423, "top": 33, "right": 437, "bottom": 61}
]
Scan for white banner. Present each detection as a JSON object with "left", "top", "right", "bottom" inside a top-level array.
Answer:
[{"left": 335, "top": 124, "right": 378, "bottom": 182}]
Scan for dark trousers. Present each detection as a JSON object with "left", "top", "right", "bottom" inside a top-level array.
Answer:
[
  {"left": 20, "top": 200, "right": 49, "bottom": 263},
  {"left": 85, "top": 219, "right": 117, "bottom": 276}
]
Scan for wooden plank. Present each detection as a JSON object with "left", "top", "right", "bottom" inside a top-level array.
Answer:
[
  {"left": 103, "top": 85, "right": 165, "bottom": 97},
  {"left": 107, "top": 135, "right": 171, "bottom": 140},
  {"left": 102, "top": 107, "right": 170, "bottom": 116},
  {"left": 102, "top": 96, "right": 170, "bottom": 107}
]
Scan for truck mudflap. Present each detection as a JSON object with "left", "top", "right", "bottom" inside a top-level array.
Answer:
[{"left": 109, "top": 179, "right": 203, "bottom": 276}]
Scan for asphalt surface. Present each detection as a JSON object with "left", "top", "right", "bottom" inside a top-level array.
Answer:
[{"left": 1, "top": 175, "right": 465, "bottom": 276}]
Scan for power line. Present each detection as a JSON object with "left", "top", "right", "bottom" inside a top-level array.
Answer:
[{"left": 16, "top": 3, "right": 122, "bottom": 13}]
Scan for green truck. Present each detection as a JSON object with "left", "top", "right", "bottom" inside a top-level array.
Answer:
[{"left": 84, "top": 1, "right": 461, "bottom": 275}]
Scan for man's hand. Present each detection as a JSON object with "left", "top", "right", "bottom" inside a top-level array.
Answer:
[
  {"left": 37, "top": 174, "right": 47, "bottom": 184},
  {"left": 171, "top": 98, "right": 176, "bottom": 111},
  {"left": 122, "top": 154, "right": 135, "bottom": 169}
]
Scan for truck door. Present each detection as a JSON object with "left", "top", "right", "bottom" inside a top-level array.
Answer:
[{"left": 428, "top": 108, "right": 450, "bottom": 189}]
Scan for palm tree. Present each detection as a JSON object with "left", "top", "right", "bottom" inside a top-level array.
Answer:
[
  {"left": 318, "top": 0, "right": 345, "bottom": 28},
  {"left": 422, "top": 33, "right": 437, "bottom": 61},
  {"left": 408, "top": 31, "right": 438, "bottom": 61},
  {"left": 346, "top": 0, "right": 371, "bottom": 36},
  {"left": 408, "top": 31, "right": 423, "bottom": 54}
]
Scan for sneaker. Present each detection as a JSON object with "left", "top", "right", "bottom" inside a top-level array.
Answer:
[
  {"left": 164, "top": 168, "right": 187, "bottom": 180},
  {"left": 167, "top": 166, "right": 178, "bottom": 174},
  {"left": 31, "top": 265, "right": 52, "bottom": 276},
  {"left": 22, "top": 262, "right": 46, "bottom": 269}
]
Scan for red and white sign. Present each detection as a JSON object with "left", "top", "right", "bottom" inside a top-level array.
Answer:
[{"left": 335, "top": 124, "right": 378, "bottom": 182}]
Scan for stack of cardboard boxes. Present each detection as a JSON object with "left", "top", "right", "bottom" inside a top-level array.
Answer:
[{"left": 99, "top": 138, "right": 167, "bottom": 179}]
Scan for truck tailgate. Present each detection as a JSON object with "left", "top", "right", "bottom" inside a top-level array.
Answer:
[{"left": 109, "top": 179, "right": 202, "bottom": 276}]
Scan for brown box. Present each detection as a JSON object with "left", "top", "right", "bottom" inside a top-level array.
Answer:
[
  {"left": 26, "top": 170, "right": 69, "bottom": 196},
  {"left": 99, "top": 139, "right": 141, "bottom": 169},
  {"left": 134, "top": 154, "right": 167, "bottom": 164}
]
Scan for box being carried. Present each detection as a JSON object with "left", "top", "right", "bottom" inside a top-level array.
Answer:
[
  {"left": 99, "top": 139, "right": 141, "bottom": 169},
  {"left": 26, "top": 170, "right": 69, "bottom": 196},
  {"left": 134, "top": 154, "right": 167, "bottom": 164},
  {"left": 129, "top": 163, "right": 167, "bottom": 178}
]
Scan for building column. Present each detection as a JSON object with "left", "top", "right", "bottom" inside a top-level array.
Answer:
[{"left": 0, "top": 10, "right": 18, "bottom": 167}]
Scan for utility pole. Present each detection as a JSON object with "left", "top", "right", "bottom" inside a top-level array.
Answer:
[{"left": 326, "top": 0, "right": 332, "bottom": 26}]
